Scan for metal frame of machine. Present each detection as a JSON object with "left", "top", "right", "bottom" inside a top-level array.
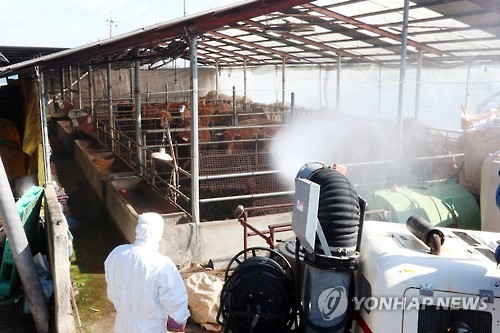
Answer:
[{"left": 353, "top": 220, "right": 500, "bottom": 333}]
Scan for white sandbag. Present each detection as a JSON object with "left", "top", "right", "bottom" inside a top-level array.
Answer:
[{"left": 184, "top": 272, "right": 223, "bottom": 325}]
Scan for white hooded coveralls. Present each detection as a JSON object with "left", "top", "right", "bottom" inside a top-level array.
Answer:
[{"left": 104, "top": 213, "right": 190, "bottom": 333}]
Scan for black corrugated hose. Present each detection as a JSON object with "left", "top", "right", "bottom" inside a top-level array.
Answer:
[{"left": 308, "top": 167, "right": 360, "bottom": 255}]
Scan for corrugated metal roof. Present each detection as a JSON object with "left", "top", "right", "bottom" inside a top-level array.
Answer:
[
  {"left": 1, "top": 0, "right": 500, "bottom": 77},
  {"left": 0, "top": 46, "right": 66, "bottom": 67}
]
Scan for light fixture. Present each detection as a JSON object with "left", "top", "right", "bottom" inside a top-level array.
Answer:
[
  {"left": 150, "top": 113, "right": 180, "bottom": 204},
  {"left": 151, "top": 144, "right": 173, "bottom": 163},
  {"left": 151, "top": 121, "right": 174, "bottom": 164}
]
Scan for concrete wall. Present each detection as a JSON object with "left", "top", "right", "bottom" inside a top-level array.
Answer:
[
  {"left": 73, "top": 140, "right": 108, "bottom": 201},
  {"left": 195, "top": 213, "right": 294, "bottom": 267},
  {"left": 74, "top": 139, "right": 135, "bottom": 201},
  {"left": 54, "top": 120, "right": 74, "bottom": 153}
]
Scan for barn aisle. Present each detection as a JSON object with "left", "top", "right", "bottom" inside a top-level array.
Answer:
[{"left": 49, "top": 125, "right": 124, "bottom": 332}]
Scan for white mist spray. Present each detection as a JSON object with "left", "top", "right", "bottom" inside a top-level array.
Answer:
[{"left": 269, "top": 110, "right": 436, "bottom": 193}]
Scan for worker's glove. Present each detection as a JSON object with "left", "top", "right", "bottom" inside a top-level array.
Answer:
[{"left": 167, "top": 316, "right": 185, "bottom": 332}]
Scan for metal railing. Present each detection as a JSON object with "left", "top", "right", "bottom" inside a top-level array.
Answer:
[{"left": 88, "top": 104, "right": 466, "bottom": 221}]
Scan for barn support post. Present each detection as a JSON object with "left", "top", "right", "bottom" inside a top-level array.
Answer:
[
  {"left": 38, "top": 69, "right": 51, "bottom": 184},
  {"left": 215, "top": 62, "right": 219, "bottom": 99},
  {"left": 77, "top": 65, "right": 82, "bottom": 109},
  {"left": 232, "top": 86, "right": 237, "bottom": 125},
  {"left": 44, "top": 183, "right": 76, "bottom": 333},
  {"left": 319, "top": 65, "right": 323, "bottom": 109},
  {"left": 414, "top": 50, "right": 423, "bottom": 122},
  {"left": 134, "top": 48, "right": 144, "bottom": 175},
  {"left": 465, "top": 63, "right": 471, "bottom": 110},
  {"left": 189, "top": 35, "right": 201, "bottom": 236},
  {"left": 336, "top": 55, "right": 341, "bottom": 112},
  {"left": 129, "top": 65, "right": 134, "bottom": 101},
  {"left": 88, "top": 64, "right": 95, "bottom": 118},
  {"left": 397, "top": 0, "right": 410, "bottom": 157},
  {"left": 281, "top": 57, "right": 286, "bottom": 109},
  {"left": 378, "top": 64, "right": 382, "bottom": 119},
  {"left": 243, "top": 59, "right": 247, "bottom": 112},
  {"left": 60, "top": 68, "right": 65, "bottom": 100},
  {"left": 68, "top": 65, "right": 73, "bottom": 104},
  {"left": 165, "top": 83, "right": 169, "bottom": 105},
  {"left": 107, "top": 56, "right": 115, "bottom": 152},
  {"left": 291, "top": 92, "right": 295, "bottom": 120},
  {"left": 146, "top": 82, "right": 150, "bottom": 104}
]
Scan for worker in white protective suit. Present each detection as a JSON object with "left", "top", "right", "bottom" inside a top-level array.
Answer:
[{"left": 104, "top": 212, "right": 190, "bottom": 333}]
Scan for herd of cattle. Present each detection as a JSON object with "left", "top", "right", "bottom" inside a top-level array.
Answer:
[
  {"left": 52, "top": 90, "right": 288, "bottom": 171},
  {"left": 117, "top": 92, "right": 286, "bottom": 159}
]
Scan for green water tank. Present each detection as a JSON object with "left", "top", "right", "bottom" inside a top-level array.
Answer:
[{"left": 365, "top": 181, "right": 480, "bottom": 230}]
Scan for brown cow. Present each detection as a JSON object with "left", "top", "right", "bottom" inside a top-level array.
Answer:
[
  {"left": 142, "top": 105, "right": 172, "bottom": 122},
  {"left": 216, "top": 118, "right": 281, "bottom": 154},
  {"left": 141, "top": 105, "right": 174, "bottom": 132},
  {"left": 143, "top": 101, "right": 190, "bottom": 127},
  {"left": 175, "top": 129, "right": 212, "bottom": 147},
  {"left": 175, "top": 129, "right": 212, "bottom": 170},
  {"left": 172, "top": 99, "right": 215, "bottom": 169},
  {"left": 172, "top": 101, "right": 219, "bottom": 128},
  {"left": 207, "top": 101, "right": 232, "bottom": 126},
  {"left": 166, "top": 102, "right": 190, "bottom": 127}
]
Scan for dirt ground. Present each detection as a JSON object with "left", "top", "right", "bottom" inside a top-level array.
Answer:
[{"left": 50, "top": 128, "right": 223, "bottom": 333}]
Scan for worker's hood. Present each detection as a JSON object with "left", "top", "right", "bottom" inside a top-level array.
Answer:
[{"left": 134, "top": 212, "right": 164, "bottom": 248}]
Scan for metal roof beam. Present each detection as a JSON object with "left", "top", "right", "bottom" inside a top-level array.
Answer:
[
  {"left": 410, "top": 24, "right": 500, "bottom": 37},
  {"left": 302, "top": 3, "right": 444, "bottom": 56},
  {"left": 207, "top": 31, "right": 304, "bottom": 62},
  {"left": 198, "top": 39, "right": 265, "bottom": 64},
  {"left": 241, "top": 20, "right": 360, "bottom": 59},
  {"left": 351, "top": 0, "right": 464, "bottom": 20}
]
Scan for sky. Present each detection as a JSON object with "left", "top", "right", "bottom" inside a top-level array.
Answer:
[{"left": 1, "top": 0, "right": 243, "bottom": 48}]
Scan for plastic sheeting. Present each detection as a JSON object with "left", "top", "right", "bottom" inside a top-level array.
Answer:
[
  {"left": 42, "top": 62, "right": 500, "bottom": 133},
  {"left": 217, "top": 63, "right": 500, "bottom": 132}
]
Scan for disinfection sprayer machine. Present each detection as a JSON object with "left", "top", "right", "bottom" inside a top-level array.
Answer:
[{"left": 292, "top": 162, "right": 365, "bottom": 333}]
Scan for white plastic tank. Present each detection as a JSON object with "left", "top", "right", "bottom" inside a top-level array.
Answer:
[{"left": 480, "top": 149, "right": 500, "bottom": 232}]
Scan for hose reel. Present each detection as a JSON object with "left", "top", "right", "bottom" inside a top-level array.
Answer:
[{"left": 217, "top": 247, "right": 298, "bottom": 333}]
